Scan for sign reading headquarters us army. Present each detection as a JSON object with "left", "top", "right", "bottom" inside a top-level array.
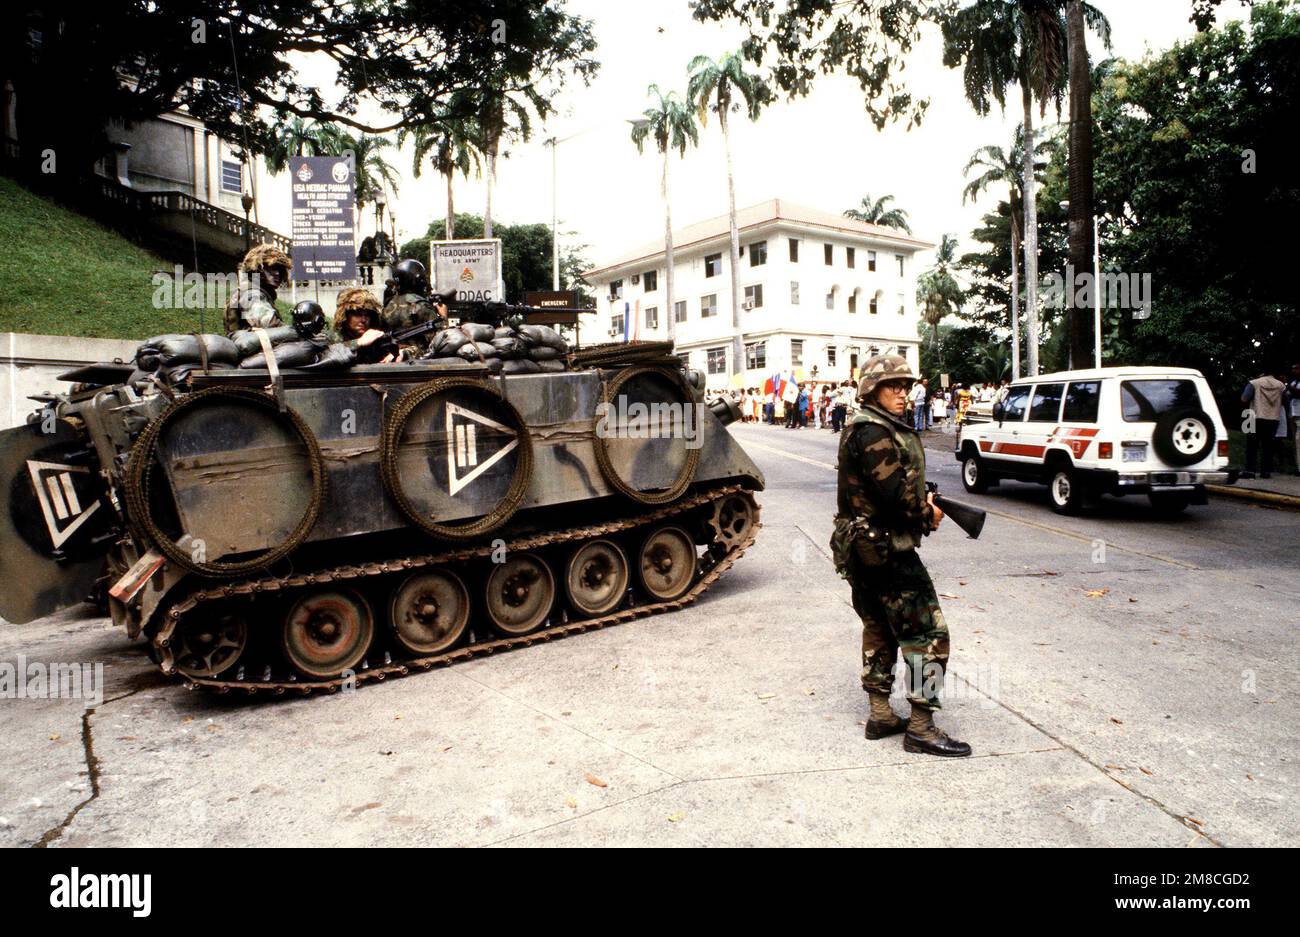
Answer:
[
  {"left": 431, "top": 239, "right": 503, "bottom": 302},
  {"left": 290, "top": 156, "right": 357, "bottom": 281}
]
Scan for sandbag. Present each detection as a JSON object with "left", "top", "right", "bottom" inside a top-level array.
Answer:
[
  {"left": 536, "top": 359, "right": 567, "bottom": 373},
  {"left": 433, "top": 330, "right": 470, "bottom": 356},
  {"left": 529, "top": 346, "right": 562, "bottom": 361},
  {"left": 494, "top": 327, "right": 516, "bottom": 339},
  {"left": 299, "top": 342, "right": 357, "bottom": 370},
  {"left": 457, "top": 341, "right": 499, "bottom": 362},
  {"left": 136, "top": 333, "right": 239, "bottom": 371},
  {"left": 159, "top": 361, "right": 235, "bottom": 385},
  {"left": 518, "top": 324, "right": 567, "bottom": 351},
  {"left": 491, "top": 336, "right": 527, "bottom": 359},
  {"left": 238, "top": 339, "right": 322, "bottom": 370},
  {"left": 500, "top": 358, "right": 542, "bottom": 375},
  {"left": 458, "top": 322, "right": 496, "bottom": 343},
  {"left": 230, "top": 326, "right": 300, "bottom": 358}
]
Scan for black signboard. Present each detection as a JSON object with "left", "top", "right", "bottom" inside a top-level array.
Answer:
[
  {"left": 521, "top": 290, "right": 594, "bottom": 325},
  {"left": 290, "top": 156, "right": 357, "bottom": 281}
]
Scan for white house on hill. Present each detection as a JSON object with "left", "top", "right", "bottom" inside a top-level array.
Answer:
[{"left": 582, "top": 198, "right": 932, "bottom": 390}]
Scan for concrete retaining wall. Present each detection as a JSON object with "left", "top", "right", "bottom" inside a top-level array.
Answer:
[{"left": 1, "top": 333, "right": 139, "bottom": 428}]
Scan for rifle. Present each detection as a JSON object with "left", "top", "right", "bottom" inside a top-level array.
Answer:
[{"left": 926, "top": 481, "right": 987, "bottom": 540}]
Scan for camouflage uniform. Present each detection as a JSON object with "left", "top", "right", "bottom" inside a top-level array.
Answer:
[
  {"left": 223, "top": 244, "right": 291, "bottom": 334},
  {"left": 833, "top": 360, "right": 948, "bottom": 711},
  {"left": 331, "top": 287, "right": 384, "bottom": 351},
  {"left": 381, "top": 292, "right": 444, "bottom": 356}
]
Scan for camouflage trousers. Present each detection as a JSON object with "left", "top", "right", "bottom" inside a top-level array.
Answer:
[{"left": 849, "top": 548, "right": 950, "bottom": 710}]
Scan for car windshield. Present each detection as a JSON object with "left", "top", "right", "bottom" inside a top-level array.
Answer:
[{"left": 1120, "top": 379, "right": 1200, "bottom": 422}]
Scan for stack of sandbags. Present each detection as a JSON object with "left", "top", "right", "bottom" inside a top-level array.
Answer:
[
  {"left": 229, "top": 327, "right": 331, "bottom": 370},
  {"left": 135, "top": 333, "right": 240, "bottom": 385},
  {"left": 421, "top": 323, "right": 569, "bottom": 375}
]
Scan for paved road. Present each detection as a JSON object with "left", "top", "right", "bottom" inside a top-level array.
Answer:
[{"left": 2, "top": 421, "right": 1295, "bottom": 847}]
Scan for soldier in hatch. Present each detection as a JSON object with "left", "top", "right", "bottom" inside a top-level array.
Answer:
[
  {"left": 223, "top": 244, "right": 292, "bottom": 333},
  {"left": 831, "top": 354, "right": 971, "bottom": 758},
  {"left": 381, "top": 259, "right": 448, "bottom": 357},
  {"left": 331, "top": 287, "right": 395, "bottom": 363}
]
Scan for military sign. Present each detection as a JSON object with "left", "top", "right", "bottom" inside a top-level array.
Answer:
[
  {"left": 290, "top": 156, "right": 357, "bottom": 281},
  {"left": 431, "top": 239, "right": 503, "bottom": 303}
]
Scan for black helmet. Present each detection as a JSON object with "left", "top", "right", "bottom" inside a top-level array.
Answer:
[
  {"left": 393, "top": 258, "right": 429, "bottom": 295},
  {"left": 291, "top": 300, "right": 326, "bottom": 337}
]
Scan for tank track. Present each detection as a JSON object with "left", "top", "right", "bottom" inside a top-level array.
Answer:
[{"left": 152, "top": 485, "right": 760, "bottom": 697}]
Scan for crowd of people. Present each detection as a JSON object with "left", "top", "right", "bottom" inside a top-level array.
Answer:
[{"left": 723, "top": 378, "right": 1011, "bottom": 433}]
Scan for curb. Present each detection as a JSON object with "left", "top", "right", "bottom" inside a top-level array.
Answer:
[{"left": 1206, "top": 484, "right": 1300, "bottom": 510}]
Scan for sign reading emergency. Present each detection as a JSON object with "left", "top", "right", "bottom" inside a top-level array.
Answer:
[
  {"left": 431, "top": 239, "right": 503, "bottom": 303},
  {"left": 289, "top": 156, "right": 357, "bottom": 281}
]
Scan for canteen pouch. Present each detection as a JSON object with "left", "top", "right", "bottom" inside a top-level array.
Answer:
[{"left": 830, "top": 515, "right": 890, "bottom": 579}]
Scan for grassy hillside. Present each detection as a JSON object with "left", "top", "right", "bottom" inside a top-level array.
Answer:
[{"left": 0, "top": 175, "right": 225, "bottom": 339}]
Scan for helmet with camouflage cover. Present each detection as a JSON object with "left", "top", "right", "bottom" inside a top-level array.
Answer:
[
  {"left": 332, "top": 287, "right": 383, "bottom": 336},
  {"left": 857, "top": 353, "right": 915, "bottom": 401},
  {"left": 239, "top": 243, "right": 292, "bottom": 275}
]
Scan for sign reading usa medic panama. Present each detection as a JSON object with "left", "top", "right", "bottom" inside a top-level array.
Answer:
[
  {"left": 431, "top": 239, "right": 504, "bottom": 302},
  {"left": 289, "top": 156, "right": 357, "bottom": 281}
]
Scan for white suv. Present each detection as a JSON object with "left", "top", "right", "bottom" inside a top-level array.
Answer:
[{"left": 954, "top": 367, "right": 1236, "bottom": 515}]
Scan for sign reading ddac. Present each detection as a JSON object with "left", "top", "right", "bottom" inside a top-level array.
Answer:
[
  {"left": 290, "top": 156, "right": 357, "bottom": 281},
  {"left": 431, "top": 239, "right": 503, "bottom": 303}
]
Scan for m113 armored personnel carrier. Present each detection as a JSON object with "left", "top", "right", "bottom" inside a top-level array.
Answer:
[{"left": 0, "top": 336, "right": 763, "bottom": 696}]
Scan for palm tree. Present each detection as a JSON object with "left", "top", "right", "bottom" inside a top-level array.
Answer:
[
  {"left": 916, "top": 235, "right": 964, "bottom": 359},
  {"left": 631, "top": 84, "right": 699, "bottom": 343},
  {"left": 477, "top": 90, "right": 531, "bottom": 239},
  {"left": 316, "top": 127, "right": 401, "bottom": 212},
  {"left": 400, "top": 108, "right": 480, "bottom": 240},
  {"left": 843, "top": 194, "right": 913, "bottom": 233},
  {"left": 687, "top": 51, "right": 772, "bottom": 376},
  {"left": 263, "top": 117, "right": 330, "bottom": 173},
  {"left": 962, "top": 124, "right": 1051, "bottom": 379},
  {"left": 1065, "top": 0, "right": 1111, "bottom": 367},
  {"left": 942, "top": 0, "right": 1071, "bottom": 375}
]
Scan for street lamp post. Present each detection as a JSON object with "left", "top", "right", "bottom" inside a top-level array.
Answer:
[{"left": 241, "top": 192, "right": 254, "bottom": 254}]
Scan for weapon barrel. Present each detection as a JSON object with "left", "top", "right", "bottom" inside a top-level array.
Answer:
[{"left": 934, "top": 494, "right": 986, "bottom": 540}]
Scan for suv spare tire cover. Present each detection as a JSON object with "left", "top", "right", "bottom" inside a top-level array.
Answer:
[{"left": 1152, "top": 407, "right": 1214, "bottom": 466}]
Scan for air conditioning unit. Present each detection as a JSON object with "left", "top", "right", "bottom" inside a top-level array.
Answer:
[
  {"left": 631, "top": 274, "right": 640, "bottom": 285},
  {"left": 742, "top": 300, "right": 755, "bottom": 311}
]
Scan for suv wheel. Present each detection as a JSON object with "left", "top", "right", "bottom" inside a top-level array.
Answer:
[
  {"left": 1153, "top": 408, "right": 1215, "bottom": 466},
  {"left": 1148, "top": 492, "right": 1191, "bottom": 516},
  {"left": 961, "top": 454, "right": 994, "bottom": 494},
  {"left": 1048, "top": 467, "right": 1085, "bottom": 515}
]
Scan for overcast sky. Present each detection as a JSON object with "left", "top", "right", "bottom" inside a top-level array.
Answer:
[{"left": 267, "top": 0, "right": 1246, "bottom": 273}]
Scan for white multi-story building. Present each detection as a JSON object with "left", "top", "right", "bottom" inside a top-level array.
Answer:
[{"left": 583, "top": 198, "right": 932, "bottom": 390}]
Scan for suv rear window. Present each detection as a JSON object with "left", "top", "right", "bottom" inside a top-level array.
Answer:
[
  {"left": 1120, "top": 379, "right": 1200, "bottom": 422},
  {"left": 1029, "top": 383, "right": 1064, "bottom": 422},
  {"left": 1063, "top": 381, "right": 1101, "bottom": 423}
]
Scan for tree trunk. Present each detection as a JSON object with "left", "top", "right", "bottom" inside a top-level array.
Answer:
[
  {"left": 1010, "top": 206, "right": 1022, "bottom": 381},
  {"left": 445, "top": 170, "right": 455, "bottom": 240},
  {"left": 484, "top": 143, "right": 497, "bottom": 239},
  {"left": 663, "top": 145, "right": 675, "bottom": 343},
  {"left": 1021, "top": 82, "right": 1041, "bottom": 376},
  {"left": 1066, "top": 0, "right": 1095, "bottom": 368},
  {"left": 721, "top": 106, "right": 743, "bottom": 379}
]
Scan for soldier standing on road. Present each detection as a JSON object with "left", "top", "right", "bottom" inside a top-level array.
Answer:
[
  {"left": 223, "top": 244, "right": 291, "bottom": 334},
  {"left": 831, "top": 354, "right": 972, "bottom": 757},
  {"left": 382, "top": 259, "right": 448, "bottom": 357}
]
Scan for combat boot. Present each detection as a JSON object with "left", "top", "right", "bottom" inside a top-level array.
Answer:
[
  {"left": 864, "top": 691, "right": 906, "bottom": 739},
  {"left": 903, "top": 708, "right": 972, "bottom": 757}
]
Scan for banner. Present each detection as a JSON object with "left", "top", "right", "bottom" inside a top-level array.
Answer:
[
  {"left": 289, "top": 156, "right": 356, "bottom": 281},
  {"left": 431, "top": 239, "right": 503, "bottom": 302}
]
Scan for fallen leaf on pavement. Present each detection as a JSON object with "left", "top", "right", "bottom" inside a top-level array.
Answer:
[
  {"left": 1110, "top": 717, "right": 1124, "bottom": 725},
  {"left": 939, "top": 593, "right": 960, "bottom": 599},
  {"left": 584, "top": 773, "right": 608, "bottom": 788},
  {"left": 1246, "top": 774, "right": 1254, "bottom": 781},
  {"left": 757, "top": 692, "right": 776, "bottom": 700},
  {"left": 1085, "top": 588, "right": 1110, "bottom": 598},
  {"left": 439, "top": 745, "right": 453, "bottom": 753},
  {"left": 1129, "top": 597, "right": 1138, "bottom": 603},
  {"left": 802, "top": 688, "right": 816, "bottom": 696},
  {"left": 1185, "top": 816, "right": 1203, "bottom": 826},
  {"left": 48, "top": 734, "right": 59, "bottom": 741},
  {"left": 181, "top": 716, "right": 194, "bottom": 724},
  {"left": 667, "top": 812, "right": 686, "bottom": 823},
  {"left": 565, "top": 796, "right": 577, "bottom": 809},
  {"left": 1139, "top": 767, "right": 1154, "bottom": 776}
]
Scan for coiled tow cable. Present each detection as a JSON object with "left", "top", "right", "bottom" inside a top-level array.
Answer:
[{"left": 592, "top": 365, "right": 701, "bottom": 505}]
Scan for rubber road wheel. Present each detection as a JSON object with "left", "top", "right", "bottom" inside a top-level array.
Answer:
[
  {"left": 1152, "top": 408, "right": 1214, "bottom": 466},
  {"left": 1048, "top": 467, "right": 1085, "bottom": 515},
  {"left": 961, "top": 455, "right": 992, "bottom": 494}
]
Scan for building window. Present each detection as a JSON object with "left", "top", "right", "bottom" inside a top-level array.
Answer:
[
  {"left": 743, "top": 284, "right": 763, "bottom": 309},
  {"left": 868, "top": 250, "right": 877, "bottom": 272},
  {"left": 825, "top": 290, "right": 834, "bottom": 310},
  {"left": 706, "top": 347, "right": 726, "bottom": 374},
  {"left": 745, "top": 341, "right": 767, "bottom": 370},
  {"left": 609, "top": 279, "right": 624, "bottom": 300},
  {"left": 701, "top": 293, "right": 718, "bottom": 317},
  {"left": 705, "top": 253, "right": 722, "bottom": 278},
  {"left": 790, "top": 281, "right": 800, "bottom": 305},
  {"left": 848, "top": 290, "right": 858, "bottom": 314},
  {"left": 846, "top": 247, "right": 856, "bottom": 269},
  {"left": 674, "top": 300, "right": 687, "bottom": 323},
  {"left": 897, "top": 292, "right": 905, "bottom": 315},
  {"left": 896, "top": 254, "right": 905, "bottom": 276},
  {"left": 824, "top": 243, "right": 834, "bottom": 265},
  {"left": 869, "top": 295, "right": 879, "bottom": 315},
  {"left": 788, "top": 238, "right": 799, "bottom": 262},
  {"left": 645, "top": 306, "right": 658, "bottom": 329},
  {"left": 612, "top": 312, "right": 624, "bottom": 335},
  {"left": 643, "top": 270, "right": 657, "bottom": 292},
  {"left": 749, "top": 240, "right": 767, "bottom": 267},
  {"left": 827, "top": 345, "right": 837, "bottom": 367},
  {"left": 791, "top": 339, "right": 803, "bottom": 367},
  {"left": 221, "top": 160, "right": 243, "bottom": 193},
  {"left": 676, "top": 352, "right": 691, "bottom": 368}
]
